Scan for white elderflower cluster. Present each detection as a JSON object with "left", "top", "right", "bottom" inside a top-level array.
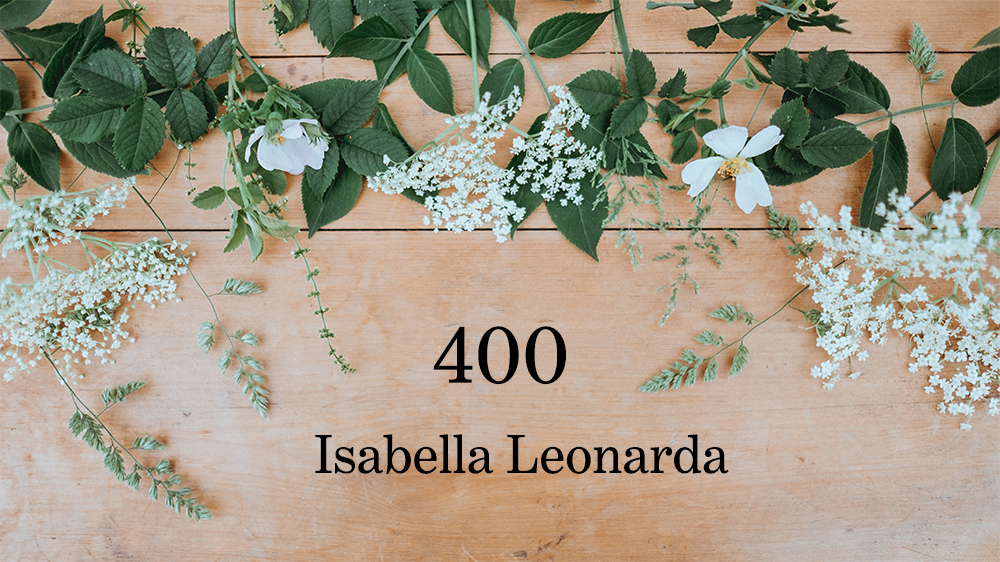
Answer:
[
  {"left": 796, "top": 194, "right": 1000, "bottom": 428},
  {"left": 1, "top": 182, "right": 188, "bottom": 381},
  {"left": 509, "top": 86, "right": 601, "bottom": 206},
  {"left": 368, "top": 90, "right": 523, "bottom": 243},
  {"left": 1, "top": 180, "right": 129, "bottom": 257}
]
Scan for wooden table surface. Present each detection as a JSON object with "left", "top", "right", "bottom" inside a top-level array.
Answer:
[{"left": 2, "top": 1, "right": 999, "bottom": 560}]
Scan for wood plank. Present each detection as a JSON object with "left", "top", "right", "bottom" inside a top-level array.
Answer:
[
  {"left": 2, "top": 231, "right": 998, "bottom": 560},
  {"left": 2, "top": 0, "right": 995, "bottom": 60},
  {"left": 2, "top": 52, "right": 997, "bottom": 235}
]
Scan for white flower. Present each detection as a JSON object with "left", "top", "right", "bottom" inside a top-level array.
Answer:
[
  {"left": 681, "top": 125, "right": 783, "bottom": 214},
  {"left": 245, "top": 119, "right": 328, "bottom": 175}
]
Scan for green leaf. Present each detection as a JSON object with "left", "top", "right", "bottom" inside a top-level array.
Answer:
[
  {"left": 860, "top": 123, "right": 907, "bottom": 230},
  {"left": 4, "top": 22, "right": 76, "bottom": 66},
  {"left": 196, "top": 32, "right": 234, "bottom": 79},
  {"left": 7, "top": 121, "right": 60, "bottom": 190},
  {"left": 41, "top": 7, "right": 105, "bottom": 99},
  {"left": 192, "top": 186, "right": 226, "bottom": 210},
  {"left": 607, "top": 98, "right": 647, "bottom": 139},
  {"left": 931, "top": 117, "right": 988, "bottom": 199},
  {"left": 769, "top": 97, "right": 810, "bottom": 148},
  {"left": 357, "top": 0, "right": 418, "bottom": 36},
  {"left": 546, "top": 171, "right": 606, "bottom": 261},
  {"left": 309, "top": 0, "right": 354, "bottom": 51},
  {"left": 340, "top": 128, "right": 408, "bottom": 176},
  {"left": 625, "top": 49, "right": 656, "bottom": 98},
  {"left": 800, "top": 125, "right": 873, "bottom": 169},
  {"left": 480, "top": 58, "right": 524, "bottom": 116},
  {"left": 973, "top": 27, "right": 1000, "bottom": 48},
  {"left": 487, "top": 0, "right": 516, "bottom": 28},
  {"left": 113, "top": 98, "right": 166, "bottom": 171},
  {"left": 806, "top": 47, "right": 849, "bottom": 90},
  {"left": 670, "top": 130, "right": 698, "bottom": 164},
  {"left": 322, "top": 79, "right": 381, "bottom": 135},
  {"left": 165, "top": 88, "right": 209, "bottom": 143},
  {"left": 330, "top": 16, "right": 404, "bottom": 60},
  {"left": 303, "top": 163, "right": 362, "bottom": 237},
  {"left": 406, "top": 48, "right": 454, "bottom": 114},
  {"left": 144, "top": 27, "right": 197, "bottom": 89},
  {"left": 840, "top": 60, "right": 890, "bottom": 114},
  {"left": 768, "top": 48, "right": 801, "bottom": 89},
  {"left": 686, "top": 24, "right": 719, "bottom": 48},
  {"left": 0, "top": 0, "right": 52, "bottom": 30},
  {"left": 719, "top": 14, "right": 763, "bottom": 39},
  {"left": 44, "top": 96, "right": 122, "bottom": 143},
  {"left": 528, "top": 11, "right": 610, "bottom": 58},
  {"left": 63, "top": 137, "right": 141, "bottom": 178},
  {"left": 658, "top": 68, "right": 687, "bottom": 98},
  {"left": 951, "top": 46, "right": 1000, "bottom": 107},
  {"left": 438, "top": 0, "right": 492, "bottom": 69},
  {"left": 567, "top": 69, "right": 622, "bottom": 114},
  {"left": 73, "top": 49, "right": 146, "bottom": 105}
]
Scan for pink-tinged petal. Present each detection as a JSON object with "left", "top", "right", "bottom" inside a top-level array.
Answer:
[
  {"left": 245, "top": 126, "right": 265, "bottom": 162},
  {"left": 734, "top": 164, "right": 772, "bottom": 214},
  {"left": 739, "top": 125, "right": 783, "bottom": 158},
  {"left": 256, "top": 139, "right": 297, "bottom": 173},
  {"left": 702, "top": 126, "right": 747, "bottom": 158},
  {"left": 682, "top": 156, "right": 724, "bottom": 196}
]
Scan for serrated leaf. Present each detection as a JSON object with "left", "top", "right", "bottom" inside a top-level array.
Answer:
[
  {"left": 528, "top": 10, "right": 610, "bottom": 58},
  {"left": 406, "top": 48, "right": 454, "bottom": 114},
  {"left": 4, "top": 22, "right": 75, "bottom": 66},
  {"left": 567, "top": 69, "right": 622, "bottom": 114},
  {"left": 341, "top": 128, "right": 408, "bottom": 176},
  {"left": 607, "top": 98, "right": 647, "bottom": 139},
  {"left": 768, "top": 48, "right": 801, "bottom": 89},
  {"left": 686, "top": 24, "right": 719, "bottom": 48},
  {"left": 0, "top": 0, "right": 52, "bottom": 30},
  {"left": 658, "top": 68, "right": 686, "bottom": 98},
  {"left": 41, "top": 7, "right": 104, "bottom": 99},
  {"left": 438, "top": 0, "right": 492, "bottom": 69},
  {"left": 800, "top": 124, "right": 872, "bottom": 169},
  {"left": 546, "top": 171, "right": 605, "bottom": 261},
  {"left": 113, "top": 98, "right": 166, "bottom": 171},
  {"left": 806, "top": 47, "right": 849, "bottom": 90},
  {"left": 331, "top": 16, "right": 404, "bottom": 60},
  {"left": 192, "top": 186, "right": 226, "bottom": 210},
  {"left": 73, "top": 49, "right": 146, "bottom": 105},
  {"left": 670, "top": 130, "right": 698, "bottom": 164},
  {"left": 860, "top": 124, "right": 907, "bottom": 230},
  {"left": 951, "top": 46, "right": 1000, "bottom": 107},
  {"left": 7, "top": 121, "right": 60, "bottom": 191},
  {"left": 625, "top": 49, "right": 656, "bottom": 98},
  {"left": 322, "top": 79, "right": 381, "bottom": 135},
  {"left": 165, "top": 88, "right": 208, "bottom": 143},
  {"left": 487, "top": 0, "right": 516, "bottom": 28},
  {"left": 196, "top": 32, "right": 234, "bottom": 79},
  {"left": 480, "top": 58, "right": 524, "bottom": 116},
  {"left": 931, "top": 118, "right": 987, "bottom": 199},
  {"left": 44, "top": 96, "right": 121, "bottom": 143},
  {"left": 304, "top": 163, "right": 363, "bottom": 237},
  {"left": 309, "top": 0, "right": 354, "bottom": 51},
  {"left": 769, "top": 97, "right": 810, "bottom": 148},
  {"left": 719, "top": 14, "right": 763, "bottom": 39}
]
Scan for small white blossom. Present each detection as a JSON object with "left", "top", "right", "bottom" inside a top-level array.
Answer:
[
  {"left": 681, "top": 125, "right": 783, "bottom": 214},
  {"left": 246, "top": 118, "right": 328, "bottom": 175}
]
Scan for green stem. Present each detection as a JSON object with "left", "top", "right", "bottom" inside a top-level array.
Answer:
[
  {"left": 611, "top": 0, "right": 630, "bottom": 65},
  {"left": 855, "top": 99, "right": 957, "bottom": 127},
  {"left": 466, "top": 0, "right": 480, "bottom": 109},
  {"left": 500, "top": 17, "right": 552, "bottom": 109},
  {"left": 379, "top": 9, "right": 440, "bottom": 90},
  {"left": 970, "top": 142, "right": 999, "bottom": 210},
  {"left": 228, "top": 0, "right": 269, "bottom": 86}
]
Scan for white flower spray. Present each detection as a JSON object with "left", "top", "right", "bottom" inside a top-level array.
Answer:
[{"left": 797, "top": 193, "right": 1000, "bottom": 428}]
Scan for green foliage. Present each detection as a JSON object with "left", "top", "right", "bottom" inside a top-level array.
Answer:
[
  {"left": 930, "top": 118, "right": 987, "bottom": 199},
  {"left": 406, "top": 48, "right": 455, "bottom": 114},
  {"left": 528, "top": 10, "right": 610, "bottom": 58},
  {"left": 861, "top": 124, "right": 908, "bottom": 230},
  {"left": 438, "top": 0, "right": 492, "bottom": 69},
  {"left": 951, "top": 46, "right": 1000, "bottom": 107}
]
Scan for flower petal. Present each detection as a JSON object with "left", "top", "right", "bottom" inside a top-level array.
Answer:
[
  {"left": 245, "top": 126, "right": 265, "bottom": 162},
  {"left": 682, "top": 156, "right": 724, "bottom": 197},
  {"left": 739, "top": 125, "right": 783, "bottom": 158},
  {"left": 734, "top": 164, "right": 772, "bottom": 214},
  {"left": 702, "top": 126, "right": 747, "bottom": 158}
]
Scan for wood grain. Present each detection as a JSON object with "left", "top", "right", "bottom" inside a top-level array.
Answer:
[{"left": 2, "top": 0, "right": 1000, "bottom": 560}]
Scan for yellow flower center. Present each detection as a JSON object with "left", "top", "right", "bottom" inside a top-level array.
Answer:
[{"left": 719, "top": 157, "right": 750, "bottom": 178}]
